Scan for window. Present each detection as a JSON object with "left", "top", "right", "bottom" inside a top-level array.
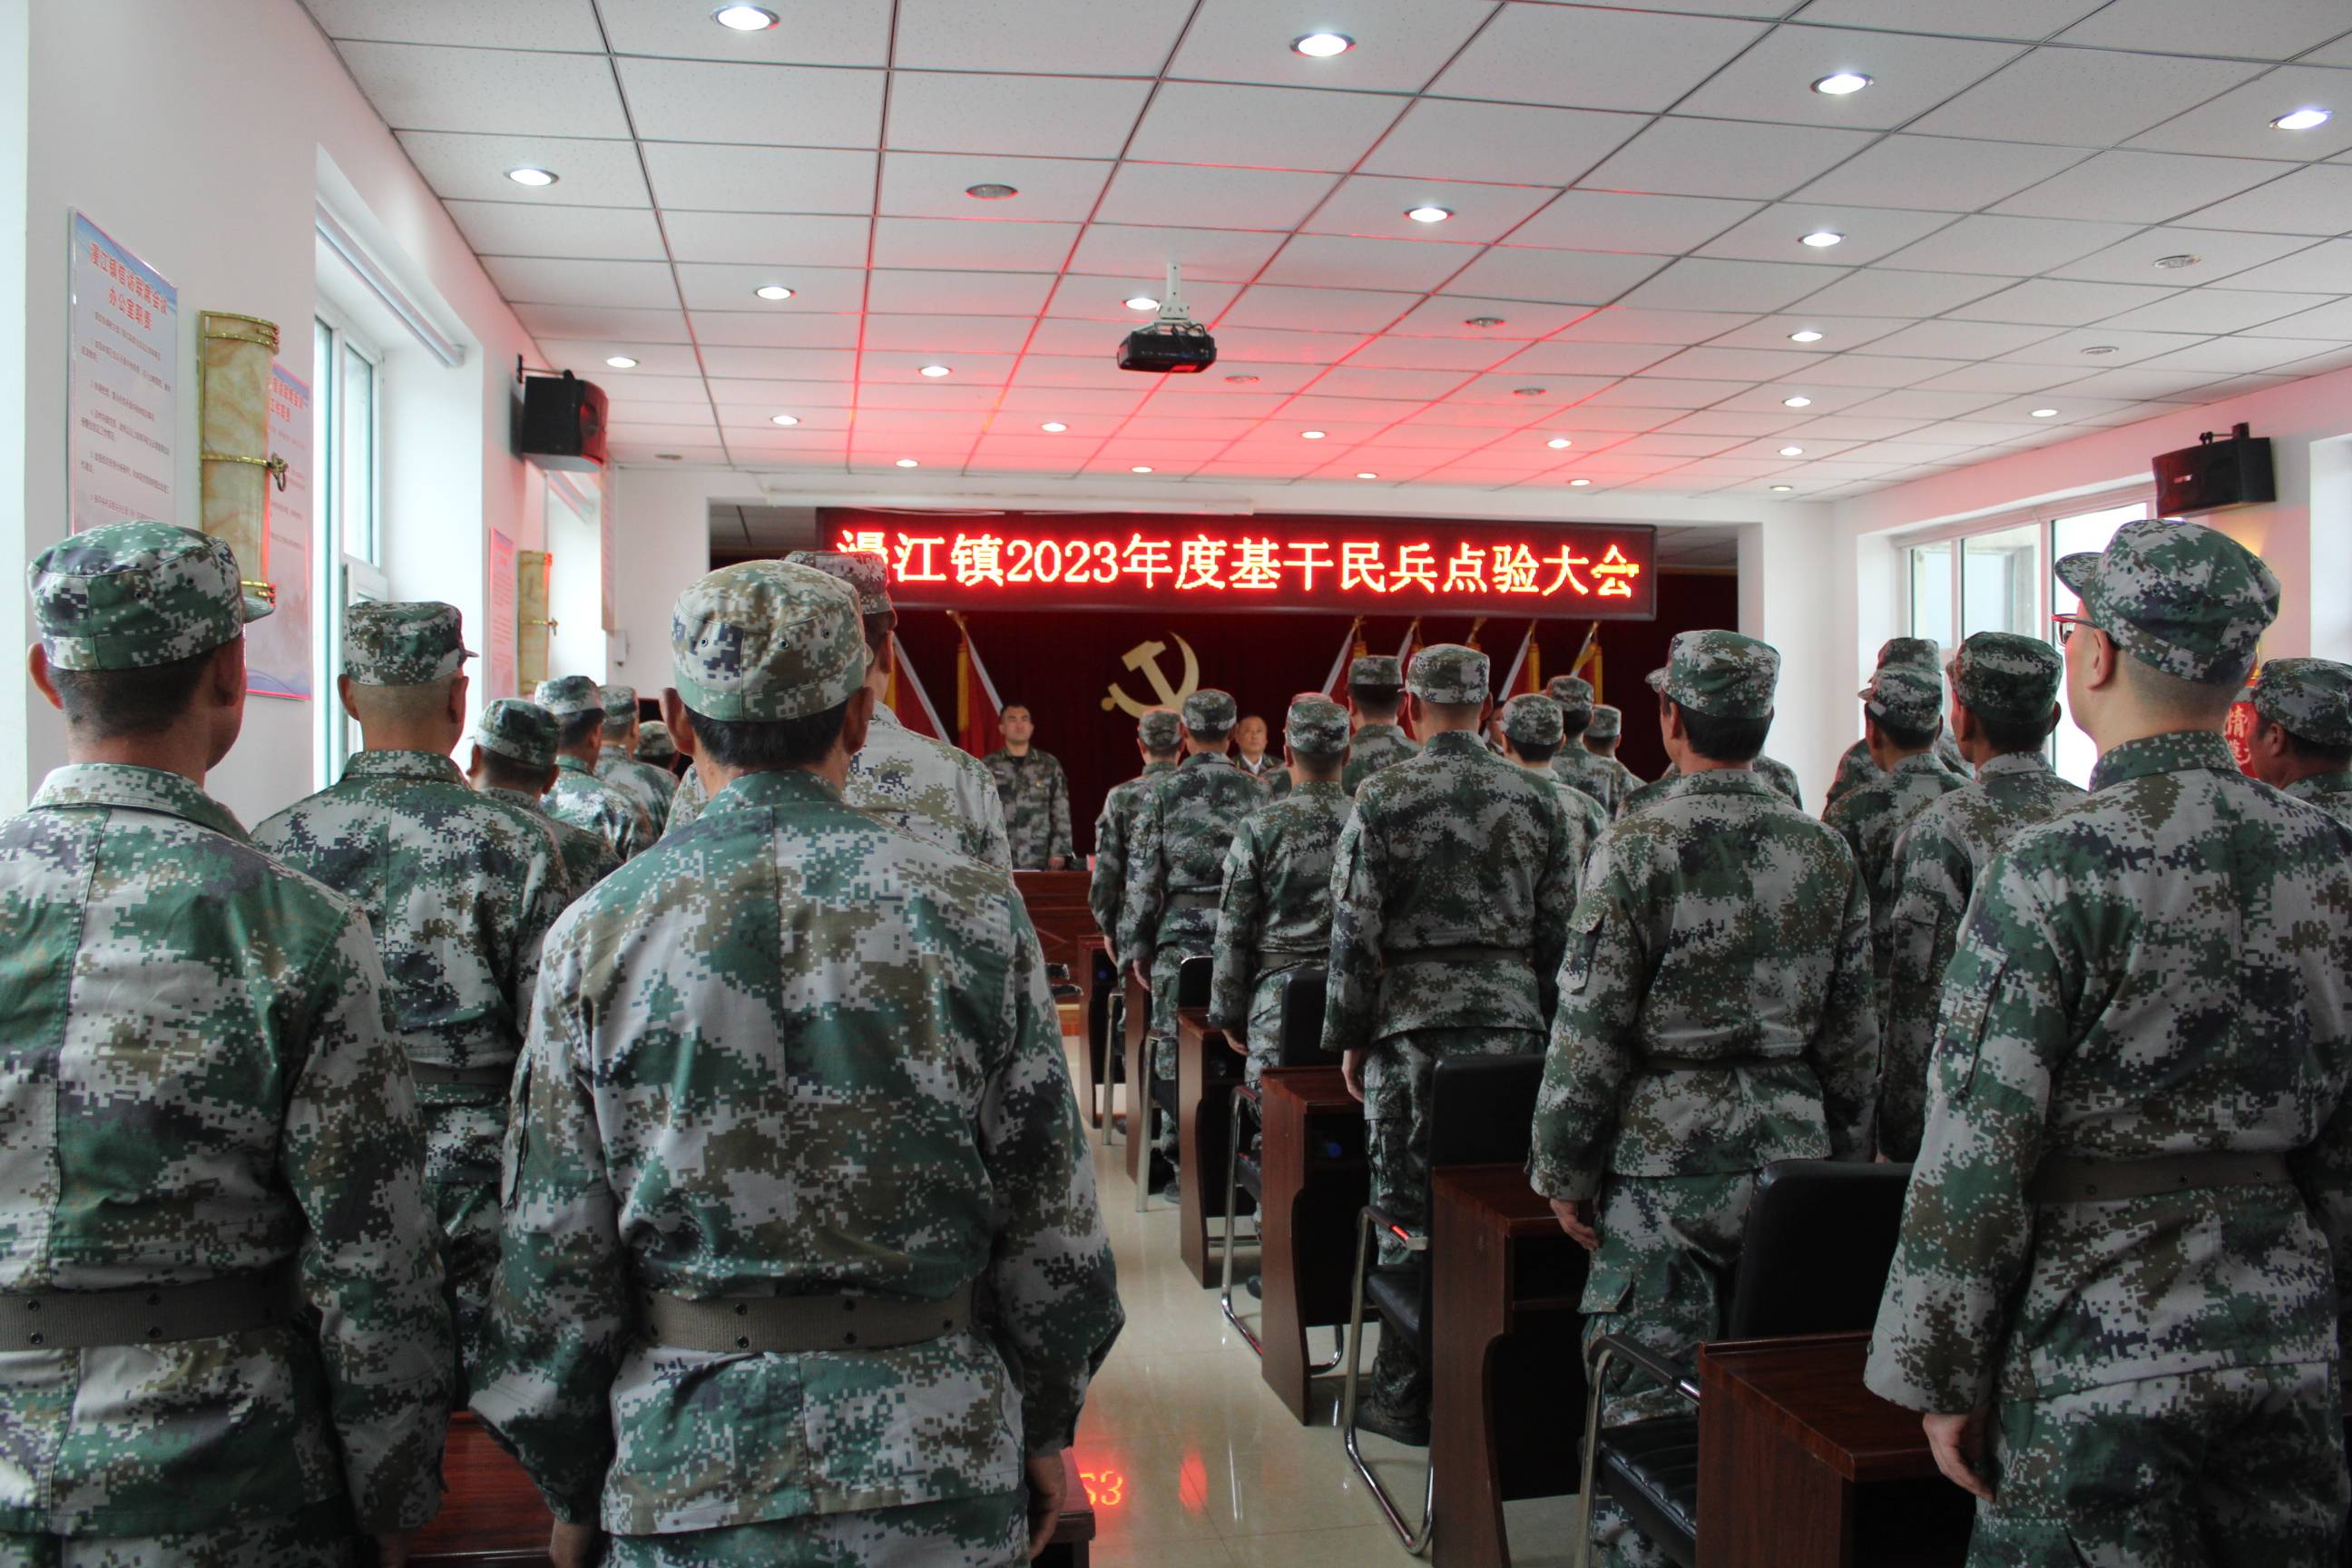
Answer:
[
  {"left": 2049, "top": 501, "right": 2151, "bottom": 789},
  {"left": 311, "top": 307, "right": 387, "bottom": 778}
]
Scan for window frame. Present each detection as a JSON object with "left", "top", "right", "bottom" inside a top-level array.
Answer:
[{"left": 310, "top": 303, "right": 388, "bottom": 780}]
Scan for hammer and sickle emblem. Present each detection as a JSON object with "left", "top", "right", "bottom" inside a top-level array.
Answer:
[{"left": 1101, "top": 633, "right": 1200, "bottom": 717}]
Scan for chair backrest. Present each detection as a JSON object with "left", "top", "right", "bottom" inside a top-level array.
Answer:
[
  {"left": 1723, "top": 1160, "right": 1913, "bottom": 1339},
  {"left": 1276, "top": 965, "right": 1330, "bottom": 1067},
  {"left": 1427, "top": 1054, "right": 1545, "bottom": 1168},
  {"left": 1177, "top": 953, "right": 1214, "bottom": 1007}
]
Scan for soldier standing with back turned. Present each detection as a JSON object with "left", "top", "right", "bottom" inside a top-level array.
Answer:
[
  {"left": 3, "top": 521, "right": 449, "bottom": 1566},
  {"left": 593, "top": 684, "right": 677, "bottom": 835},
  {"left": 537, "top": 674, "right": 654, "bottom": 862},
  {"left": 2244, "top": 657, "right": 2352, "bottom": 828},
  {"left": 1340, "top": 655, "right": 1419, "bottom": 795},
  {"left": 467, "top": 697, "right": 622, "bottom": 896},
  {"left": 1868, "top": 519, "right": 2352, "bottom": 1562},
  {"left": 1497, "top": 691, "right": 1609, "bottom": 873},
  {"left": 1546, "top": 675, "right": 1625, "bottom": 817},
  {"left": 1092, "top": 708, "right": 1181, "bottom": 946},
  {"left": 1823, "top": 661, "right": 1967, "bottom": 987}
]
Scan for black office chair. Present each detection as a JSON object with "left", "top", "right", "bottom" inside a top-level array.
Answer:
[
  {"left": 1083, "top": 946, "right": 1117, "bottom": 1135},
  {"left": 1134, "top": 954, "right": 1216, "bottom": 1211},
  {"left": 1340, "top": 1053, "right": 1547, "bottom": 1555},
  {"left": 1220, "top": 965, "right": 1335, "bottom": 1353},
  {"left": 1570, "top": 1158, "right": 1914, "bottom": 1568}
]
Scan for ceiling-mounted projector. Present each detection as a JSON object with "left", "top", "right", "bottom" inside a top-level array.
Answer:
[{"left": 1117, "top": 261, "right": 1217, "bottom": 374}]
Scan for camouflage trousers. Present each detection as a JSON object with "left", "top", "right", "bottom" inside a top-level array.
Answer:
[
  {"left": 421, "top": 1091, "right": 505, "bottom": 1407},
  {"left": 1967, "top": 1363, "right": 2347, "bottom": 1566},
  {"left": 1579, "top": 1170, "right": 1761, "bottom": 1568},
  {"left": 1238, "top": 965, "right": 1313, "bottom": 1087},
  {"left": 1147, "top": 943, "right": 1211, "bottom": 1173},
  {"left": 1361, "top": 1027, "right": 1544, "bottom": 1426},
  {"left": 604, "top": 1489, "right": 1026, "bottom": 1566},
  {"left": 0, "top": 1501, "right": 354, "bottom": 1567}
]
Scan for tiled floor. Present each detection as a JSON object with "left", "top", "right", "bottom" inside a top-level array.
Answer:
[{"left": 1069, "top": 1038, "right": 1582, "bottom": 1567}]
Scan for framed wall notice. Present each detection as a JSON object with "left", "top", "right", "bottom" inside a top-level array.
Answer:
[
  {"left": 68, "top": 211, "right": 178, "bottom": 531},
  {"left": 487, "top": 528, "right": 518, "bottom": 701},
  {"left": 245, "top": 364, "right": 313, "bottom": 698}
]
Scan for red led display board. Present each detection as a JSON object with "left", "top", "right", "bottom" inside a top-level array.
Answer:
[{"left": 822, "top": 510, "right": 1657, "bottom": 620}]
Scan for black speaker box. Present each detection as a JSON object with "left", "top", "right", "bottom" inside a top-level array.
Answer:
[
  {"left": 519, "top": 371, "right": 609, "bottom": 472},
  {"left": 2152, "top": 424, "right": 2273, "bottom": 514}
]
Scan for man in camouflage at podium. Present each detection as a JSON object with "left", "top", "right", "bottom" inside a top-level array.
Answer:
[{"left": 985, "top": 703, "right": 1074, "bottom": 869}]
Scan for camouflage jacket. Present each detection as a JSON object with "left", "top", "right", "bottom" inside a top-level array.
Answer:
[
  {"left": 1323, "top": 731, "right": 1580, "bottom": 1053},
  {"left": 1877, "top": 752, "right": 2086, "bottom": 1161},
  {"left": 475, "top": 769, "right": 1122, "bottom": 1533},
  {"left": 2287, "top": 769, "right": 2352, "bottom": 829},
  {"left": 1823, "top": 731, "right": 1969, "bottom": 812},
  {"left": 1755, "top": 754, "right": 1804, "bottom": 812},
  {"left": 0, "top": 765, "right": 449, "bottom": 1536},
  {"left": 1530, "top": 769, "right": 1878, "bottom": 1201},
  {"left": 1208, "top": 780, "right": 1353, "bottom": 1047},
  {"left": 847, "top": 707, "right": 1011, "bottom": 869},
  {"left": 481, "top": 785, "right": 621, "bottom": 897},
  {"left": 1341, "top": 723, "right": 1419, "bottom": 796},
  {"left": 1823, "top": 751, "right": 1968, "bottom": 982},
  {"left": 1592, "top": 752, "right": 1644, "bottom": 810},
  {"left": 254, "top": 750, "right": 571, "bottom": 1076},
  {"left": 1553, "top": 745, "right": 1624, "bottom": 816},
  {"left": 1115, "top": 751, "right": 1263, "bottom": 969},
  {"left": 596, "top": 744, "right": 677, "bottom": 835},
  {"left": 1549, "top": 777, "right": 1611, "bottom": 872},
  {"left": 1622, "top": 757, "right": 1800, "bottom": 818},
  {"left": 1089, "top": 760, "right": 1176, "bottom": 945},
  {"left": 984, "top": 748, "right": 1074, "bottom": 868},
  {"left": 545, "top": 754, "right": 653, "bottom": 863},
  {"left": 1235, "top": 753, "right": 1283, "bottom": 791},
  {"left": 1867, "top": 731, "right": 2352, "bottom": 1415},
  {"left": 662, "top": 765, "right": 708, "bottom": 837}
]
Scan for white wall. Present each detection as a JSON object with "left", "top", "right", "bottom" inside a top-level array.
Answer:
[{"left": 6, "top": 0, "right": 552, "bottom": 823}]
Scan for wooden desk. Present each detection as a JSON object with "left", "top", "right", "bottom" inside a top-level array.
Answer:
[
  {"left": 1256, "top": 1064, "right": 1367, "bottom": 1423},
  {"left": 1078, "top": 943, "right": 1116, "bottom": 1130},
  {"left": 1695, "top": 1333, "right": 1970, "bottom": 1568},
  {"left": 1175, "top": 1005, "right": 1246, "bottom": 1287},
  {"left": 1428, "top": 1165, "right": 1590, "bottom": 1568},
  {"left": 416, "top": 1416, "right": 1096, "bottom": 1564},
  {"left": 1014, "top": 869, "right": 1102, "bottom": 1043}
]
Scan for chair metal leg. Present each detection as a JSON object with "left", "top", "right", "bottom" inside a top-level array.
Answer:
[
  {"left": 1570, "top": 1342, "right": 1616, "bottom": 1568},
  {"left": 1134, "top": 1036, "right": 1155, "bottom": 1213},
  {"left": 1102, "top": 995, "right": 1124, "bottom": 1147},
  {"left": 1339, "top": 1208, "right": 1436, "bottom": 1556},
  {"left": 1220, "top": 1083, "right": 1264, "bottom": 1354}
]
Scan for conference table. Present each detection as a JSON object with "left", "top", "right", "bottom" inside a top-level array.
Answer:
[
  {"left": 1252, "top": 1063, "right": 1367, "bottom": 1423},
  {"left": 1173, "top": 1004, "right": 1246, "bottom": 1286}
]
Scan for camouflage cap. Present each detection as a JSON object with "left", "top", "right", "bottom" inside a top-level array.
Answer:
[
  {"left": 342, "top": 601, "right": 472, "bottom": 686},
  {"left": 1349, "top": 654, "right": 1404, "bottom": 688},
  {"left": 1587, "top": 703, "right": 1623, "bottom": 741},
  {"left": 1950, "top": 632, "right": 2061, "bottom": 725},
  {"left": 1544, "top": 674, "right": 1595, "bottom": 719},
  {"left": 475, "top": 698, "right": 559, "bottom": 770},
  {"left": 1183, "top": 688, "right": 1238, "bottom": 734},
  {"left": 2057, "top": 517, "right": 2278, "bottom": 683},
  {"left": 601, "top": 683, "right": 639, "bottom": 720},
  {"left": 2251, "top": 656, "right": 2352, "bottom": 748},
  {"left": 1409, "top": 643, "right": 1490, "bottom": 705},
  {"left": 671, "top": 560, "right": 868, "bottom": 722},
  {"left": 634, "top": 719, "right": 677, "bottom": 760},
  {"left": 534, "top": 674, "right": 604, "bottom": 720},
  {"left": 782, "top": 548, "right": 894, "bottom": 618},
  {"left": 1862, "top": 664, "right": 1945, "bottom": 732},
  {"left": 1136, "top": 708, "right": 1181, "bottom": 750},
  {"left": 1647, "top": 630, "right": 1779, "bottom": 719},
  {"left": 28, "top": 520, "right": 271, "bottom": 671},
  {"left": 1501, "top": 691, "right": 1565, "bottom": 749},
  {"left": 1877, "top": 636, "right": 1943, "bottom": 673},
  {"left": 1284, "top": 695, "right": 1349, "bottom": 758}
]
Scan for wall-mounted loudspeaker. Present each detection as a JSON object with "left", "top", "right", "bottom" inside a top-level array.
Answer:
[
  {"left": 519, "top": 370, "right": 608, "bottom": 472},
  {"left": 2152, "top": 422, "right": 2274, "bottom": 515}
]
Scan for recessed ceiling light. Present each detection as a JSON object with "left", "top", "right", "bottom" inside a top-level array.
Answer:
[
  {"left": 1131, "top": 466, "right": 1154, "bottom": 474},
  {"left": 1225, "top": 374, "right": 1259, "bottom": 385},
  {"left": 1356, "top": 471, "right": 1379, "bottom": 479},
  {"left": 1292, "top": 31, "right": 1354, "bottom": 57},
  {"left": 2273, "top": 107, "right": 2333, "bottom": 131},
  {"left": 2030, "top": 407, "right": 2059, "bottom": 418},
  {"left": 2080, "top": 345, "right": 2119, "bottom": 356},
  {"left": 1300, "top": 429, "right": 1327, "bottom": 439},
  {"left": 1568, "top": 478, "right": 1592, "bottom": 487},
  {"left": 1788, "top": 329, "right": 1824, "bottom": 344},
  {"left": 603, "top": 355, "right": 638, "bottom": 368},
  {"left": 895, "top": 458, "right": 919, "bottom": 468},
  {"left": 1464, "top": 315, "right": 1506, "bottom": 328},
  {"left": 919, "top": 364, "right": 952, "bottom": 377},
  {"left": 1124, "top": 295, "right": 1160, "bottom": 311},
  {"left": 505, "top": 166, "right": 557, "bottom": 187},
  {"left": 2153, "top": 253, "right": 2201, "bottom": 270},
  {"left": 769, "top": 413, "right": 799, "bottom": 426},
  {"left": 1041, "top": 421, "right": 1068, "bottom": 433},
  {"left": 1812, "top": 72, "right": 1872, "bottom": 95},
  {"left": 712, "top": 4, "right": 779, "bottom": 29},
  {"left": 1545, "top": 436, "right": 1573, "bottom": 449},
  {"left": 1800, "top": 230, "right": 1845, "bottom": 249},
  {"left": 1770, "top": 484, "right": 1795, "bottom": 492},
  {"left": 965, "top": 182, "right": 1019, "bottom": 201},
  {"left": 1783, "top": 395, "right": 1812, "bottom": 407},
  {"left": 754, "top": 284, "right": 795, "bottom": 300},
  {"left": 1779, "top": 446, "right": 1806, "bottom": 456},
  {"left": 1406, "top": 205, "right": 1454, "bottom": 224}
]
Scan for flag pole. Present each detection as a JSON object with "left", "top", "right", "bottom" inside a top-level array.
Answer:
[
  {"left": 1494, "top": 618, "right": 1536, "bottom": 699},
  {"left": 891, "top": 631, "right": 948, "bottom": 740},
  {"left": 1322, "top": 614, "right": 1363, "bottom": 698}
]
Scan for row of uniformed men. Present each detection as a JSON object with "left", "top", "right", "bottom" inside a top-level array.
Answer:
[
  {"left": 1, "top": 524, "right": 1117, "bottom": 1568},
  {"left": 1088, "top": 518, "right": 2352, "bottom": 1564}
]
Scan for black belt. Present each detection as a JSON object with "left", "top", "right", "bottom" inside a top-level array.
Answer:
[
  {"left": 645, "top": 1281, "right": 975, "bottom": 1355},
  {"left": 1256, "top": 945, "right": 1326, "bottom": 962},
  {"left": 2030, "top": 1152, "right": 2292, "bottom": 1205},
  {"left": 1386, "top": 945, "right": 1534, "bottom": 966},
  {"left": 1164, "top": 890, "right": 1221, "bottom": 911},
  {"left": 408, "top": 1060, "right": 514, "bottom": 1088},
  {"left": 1642, "top": 1054, "right": 1786, "bottom": 1071},
  {"left": 0, "top": 1264, "right": 299, "bottom": 1351}
]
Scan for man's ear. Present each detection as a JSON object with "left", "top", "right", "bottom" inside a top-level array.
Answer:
[
  {"left": 447, "top": 671, "right": 471, "bottom": 726},
  {"left": 660, "top": 689, "right": 694, "bottom": 760},
  {"left": 212, "top": 638, "right": 248, "bottom": 706},
  {"left": 27, "top": 644, "right": 62, "bottom": 712},
  {"left": 337, "top": 671, "right": 360, "bottom": 721},
  {"left": 839, "top": 684, "right": 877, "bottom": 758}
]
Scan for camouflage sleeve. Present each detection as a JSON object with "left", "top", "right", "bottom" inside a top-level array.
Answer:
[
  {"left": 1318, "top": 805, "right": 1385, "bottom": 1058},
  {"left": 1865, "top": 855, "right": 2060, "bottom": 1414},
  {"left": 1533, "top": 792, "right": 1580, "bottom": 1024},
  {"left": 1050, "top": 759, "right": 1076, "bottom": 864},
  {"left": 1879, "top": 820, "right": 1969, "bottom": 1161},
  {"left": 285, "top": 912, "right": 453, "bottom": 1532},
  {"left": 970, "top": 760, "right": 1013, "bottom": 872},
  {"left": 1088, "top": 797, "right": 1125, "bottom": 945},
  {"left": 1812, "top": 847, "right": 1881, "bottom": 1161},
  {"left": 1529, "top": 887, "right": 1643, "bottom": 1202},
  {"left": 2289, "top": 1084, "right": 2352, "bottom": 1367},
  {"left": 508, "top": 841, "right": 571, "bottom": 1048},
  {"left": 1114, "top": 793, "right": 1165, "bottom": 970},
  {"left": 475, "top": 944, "right": 629, "bottom": 1523},
  {"left": 1208, "top": 825, "right": 1264, "bottom": 1034},
  {"left": 986, "top": 898, "right": 1124, "bottom": 1454}
]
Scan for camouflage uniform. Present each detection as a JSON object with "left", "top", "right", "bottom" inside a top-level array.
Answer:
[
  {"left": 1583, "top": 704, "right": 1645, "bottom": 808},
  {"left": 1532, "top": 632, "right": 1877, "bottom": 1568},
  {"left": 475, "top": 560, "right": 1122, "bottom": 1567},
  {"left": 1340, "top": 655, "right": 1418, "bottom": 796},
  {"left": 595, "top": 684, "right": 678, "bottom": 834},
  {"left": 474, "top": 698, "right": 623, "bottom": 897},
  {"left": 1207, "top": 698, "right": 1354, "bottom": 1083},
  {"left": 1822, "top": 664, "right": 1968, "bottom": 985},
  {"left": 2251, "top": 657, "right": 2352, "bottom": 830},
  {"left": 1502, "top": 693, "right": 1608, "bottom": 875},
  {"left": 1089, "top": 710, "right": 1180, "bottom": 946},
  {"left": 1878, "top": 634, "right": 2082, "bottom": 1161},
  {"left": 983, "top": 748, "right": 1074, "bottom": 869},
  {"left": 255, "top": 603, "right": 570, "bottom": 1398},
  {"left": 1623, "top": 755, "right": 1800, "bottom": 818},
  {"left": 1237, "top": 748, "right": 1288, "bottom": 799},
  {"left": 664, "top": 764, "right": 709, "bottom": 837},
  {"left": 1, "top": 524, "right": 448, "bottom": 1562},
  {"left": 634, "top": 719, "right": 677, "bottom": 765},
  {"left": 538, "top": 675, "right": 656, "bottom": 861},
  {"left": 1324, "top": 647, "right": 1581, "bottom": 1430},
  {"left": 1547, "top": 676, "right": 1626, "bottom": 816},
  {"left": 1867, "top": 521, "right": 2352, "bottom": 1564},
  {"left": 1824, "top": 639, "right": 1971, "bottom": 812}
]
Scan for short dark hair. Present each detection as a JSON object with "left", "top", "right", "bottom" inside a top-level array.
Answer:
[
  {"left": 559, "top": 710, "right": 603, "bottom": 750},
  {"left": 1349, "top": 681, "right": 1403, "bottom": 717},
  {"left": 479, "top": 750, "right": 549, "bottom": 793},
  {"left": 1000, "top": 701, "right": 1030, "bottom": 720},
  {"left": 1514, "top": 738, "right": 1560, "bottom": 764},
  {"left": 2271, "top": 718, "right": 2352, "bottom": 769},
  {"left": 50, "top": 647, "right": 218, "bottom": 739},
  {"left": 686, "top": 699, "right": 850, "bottom": 770},
  {"left": 1974, "top": 706, "right": 2059, "bottom": 754},
  {"left": 1560, "top": 710, "right": 1592, "bottom": 741},
  {"left": 1673, "top": 699, "right": 1769, "bottom": 765},
  {"left": 1873, "top": 715, "right": 1939, "bottom": 752}
]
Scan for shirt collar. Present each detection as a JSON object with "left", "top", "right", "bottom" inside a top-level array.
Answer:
[
  {"left": 1671, "top": 767, "right": 1778, "bottom": 800},
  {"left": 869, "top": 706, "right": 905, "bottom": 731},
  {"left": 2090, "top": 730, "right": 2240, "bottom": 792},
  {"left": 1977, "top": 750, "right": 2053, "bottom": 780},
  {"left": 1424, "top": 730, "right": 1483, "bottom": 757},
  {"left": 2288, "top": 769, "right": 2352, "bottom": 801},
  {"left": 555, "top": 753, "right": 593, "bottom": 776},
  {"left": 1142, "top": 759, "right": 1177, "bottom": 777},
  {"left": 1181, "top": 750, "right": 1236, "bottom": 770},
  {"left": 31, "top": 763, "right": 250, "bottom": 841},
  {"left": 705, "top": 769, "right": 844, "bottom": 816},
  {"left": 477, "top": 784, "right": 544, "bottom": 811},
  {"left": 1890, "top": 750, "right": 1948, "bottom": 779},
  {"left": 343, "top": 749, "right": 466, "bottom": 787},
  {"left": 1295, "top": 778, "right": 1348, "bottom": 799}
]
